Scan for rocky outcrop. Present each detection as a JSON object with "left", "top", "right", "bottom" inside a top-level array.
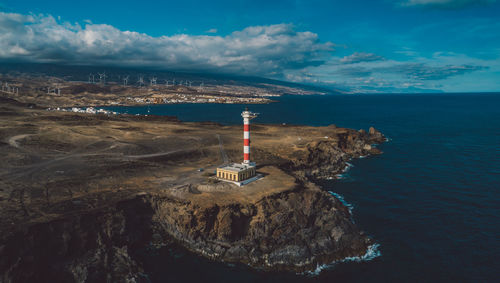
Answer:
[
  {"left": 0, "top": 183, "right": 373, "bottom": 282},
  {"left": 289, "top": 128, "right": 385, "bottom": 180},
  {"left": 0, "top": 183, "right": 372, "bottom": 282},
  {"left": 149, "top": 185, "right": 372, "bottom": 272}
]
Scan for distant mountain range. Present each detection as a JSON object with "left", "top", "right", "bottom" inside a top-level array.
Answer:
[{"left": 0, "top": 62, "right": 340, "bottom": 95}]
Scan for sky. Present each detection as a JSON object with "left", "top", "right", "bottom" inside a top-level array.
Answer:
[{"left": 0, "top": 0, "right": 499, "bottom": 93}]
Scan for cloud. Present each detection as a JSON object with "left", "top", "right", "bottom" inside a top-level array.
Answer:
[
  {"left": 336, "top": 66, "right": 372, "bottom": 77},
  {"left": 206, "top": 28, "right": 217, "bottom": 33},
  {"left": 285, "top": 72, "right": 320, "bottom": 83},
  {"left": 296, "top": 51, "right": 491, "bottom": 93},
  {"left": 400, "top": 0, "right": 497, "bottom": 9},
  {"left": 340, "top": 52, "right": 385, "bottom": 64},
  {"left": 378, "top": 63, "right": 487, "bottom": 80},
  {"left": 0, "top": 12, "right": 333, "bottom": 77}
]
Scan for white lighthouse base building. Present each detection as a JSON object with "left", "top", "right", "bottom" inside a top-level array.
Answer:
[{"left": 216, "top": 163, "right": 261, "bottom": 186}]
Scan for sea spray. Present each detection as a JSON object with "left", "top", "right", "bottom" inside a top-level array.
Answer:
[
  {"left": 334, "top": 161, "right": 354, "bottom": 180},
  {"left": 303, "top": 243, "right": 382, "bottom": 276},
  {"left": 328, "top": 191, "right": 354, "bottom": 215},
  {"left": 305, "top": 192, "right": 382, "bottom": 276},
  {"left": 342, "top": 243, "right": 381, "bottom": 262},
  {"left": 344, "top": 162, "right": 354, "bottom": 172}
]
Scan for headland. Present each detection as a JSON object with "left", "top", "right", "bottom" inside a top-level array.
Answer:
[{"left": 0, "top": 96, "right": 385, "bottom": 281}]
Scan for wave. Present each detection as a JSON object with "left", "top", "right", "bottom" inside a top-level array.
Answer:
[
  {"left": 327, "top": 162, "right": 353, "bottom": 180},
  {"left": 343, "top": 243, "right": 381, "bottom": 262},
  {"left": 304, "top": 243, "right": 381, "bottom": 276},
  {"left": 334, "top": 173, "right": 345, "bottom": 179},
  {"left": 343, "top": 162, "right": 354, "bottom": 172},
  {"left": 328, "top": 191, "right": 354, "bottom": 214}
]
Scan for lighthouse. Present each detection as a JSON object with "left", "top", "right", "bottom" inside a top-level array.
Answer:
[
  {"left": 216, "top": 107, "right": 259, "bottom": 186},
  {"left": 242, "top": 107, "right": 258, "bottom": 165}
]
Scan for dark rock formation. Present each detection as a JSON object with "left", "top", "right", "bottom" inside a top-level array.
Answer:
[
  {"left": 369, "top": 126, "right": 384, "bottom": 142},
  {"left": 288, "top": 129, "right": 385, "bottom": 180},
  {"left": 149, "top": 185, "right": 372, "bottom": 272},
  {"left": 0, "top": 185, "right": 373, "bottom": 282}
]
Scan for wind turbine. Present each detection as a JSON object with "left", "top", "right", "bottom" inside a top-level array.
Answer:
[
  {"left": 123, "top": 76, "right": 129, "bottom": 86},
  {"left": 138, "top": 75, "right": 144, "bottom": 88},
  {"left": 150, "top": 76, "right": 157, "bottom": 86},
  {"left": 98, "top": 72, "right": 106, "bottom": 86}
]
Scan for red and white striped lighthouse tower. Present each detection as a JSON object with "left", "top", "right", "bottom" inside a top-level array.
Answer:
[{"left": 241, "top": 107, "right": 258, "bottom": 164}]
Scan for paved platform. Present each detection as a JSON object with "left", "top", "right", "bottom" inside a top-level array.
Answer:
[{"left": 217, "top": 173, "right": 263, "bottom": 186}]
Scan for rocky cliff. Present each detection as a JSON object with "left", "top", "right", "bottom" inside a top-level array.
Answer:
[
  {"left": 0, "top": 186, "right": 373, "bottom": 282},
  {"left": 149, "top": 185, "right": 371, "bottom": 272},
  {"left": 286, "top": 127, "right": 385, "bottom": 180}
]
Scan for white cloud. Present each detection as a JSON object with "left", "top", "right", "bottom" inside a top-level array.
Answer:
[
  {"left": 0, "top": 12, "right": 333, "bottom": 78},
  {"left": 0, "top": 11, "right": 496, "bottom": 93},
  {"left": 340, "top": 52, "right": 385, "bottom": 64},
  {"left": 206, "top": 28, "right": 217, "bottom": 33},
  {"left": 289, "top": 50, "right": 492, "bottom": 92},
  {"left": 400, "top": 0, "right": 497, "bottom": 9},
  {"left": 375, "top": 63, "right": 487, "bottom": 80}
]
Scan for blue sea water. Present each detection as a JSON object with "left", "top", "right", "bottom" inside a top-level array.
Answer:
[{"left": 104, "top": 93, "right": 500, "bottom": 282}]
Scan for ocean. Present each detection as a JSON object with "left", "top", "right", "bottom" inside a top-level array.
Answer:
[{"left": 104, "top": 93, "right": 500, "bottom": 282}]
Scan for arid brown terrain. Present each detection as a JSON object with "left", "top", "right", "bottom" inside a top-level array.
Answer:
[
  {"left": 0, "top": 74, "right": 328, "bottom": 108},
  {"left": 0, "top": 95, "right": 385, "bottom": 282}
]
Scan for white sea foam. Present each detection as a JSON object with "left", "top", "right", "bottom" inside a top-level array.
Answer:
[
  {"left": 343, "top": 243, "right": 381, "bottom": 262},
  {"left": 304, "top": 193, "right": 382, "bottom": 276},
  {"left": 304, "top": 243, "right": 382, "bottom": 276},
  {"left": 335, "top": 173, "right": 345, "bottom": 179},
  {"left": 343, "top": 162, "right": 354, "bottom": 173},
  {"left": 328, "top": 191, "right": 354, "bottom": 215}
]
